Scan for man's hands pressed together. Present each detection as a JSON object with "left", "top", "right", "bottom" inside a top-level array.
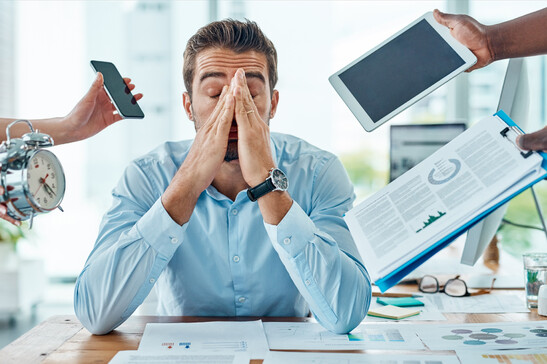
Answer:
[
  {"left": 232, "top": 69, "right": 293, "bottom": 225},
  {"left": 232, "top": 69, "right": 275, "bottom": 187},
  {"left": 162, "top": 66, "right": 291, "bottom": 226},
  {"left": 162, "top": 84, "right": 235, "bottom": 225}
]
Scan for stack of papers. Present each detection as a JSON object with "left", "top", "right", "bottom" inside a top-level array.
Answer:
[
  {"left": 345, "top": 112, "right": 547, "bottom": 291},
  {"left": 107, "top": 319, "right": 547, "bottom": 364},
  {"left": 367, "top": 305, "right": 421, "bottom": 319}
]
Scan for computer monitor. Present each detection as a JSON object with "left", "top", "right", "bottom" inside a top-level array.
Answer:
[
  {"left": 461, "top": 58, "right": 529, "bottom": 266},
  {"left": 389, "top": 123, "right": 466, "bottom": 182}
]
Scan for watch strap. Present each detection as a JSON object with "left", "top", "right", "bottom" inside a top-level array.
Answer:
[{"left": 247, "top": 177, "right": 276, "bottom": 202}]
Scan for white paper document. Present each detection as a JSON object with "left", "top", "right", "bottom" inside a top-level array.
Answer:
[
  {"left": 109, "top": 351, "right": 250, "bottom": 364},
  {"left": 425, "top": 292, "right": 528, "bottom": 313},
  {"left": 138, "top": 321, "right": 269, "bottom": 359},
  {"left": 263, "top": 322, "right": 424, "bottom": 350},
  {"left": 364, "top": 296, "right": 446, "bottom": 322},
  {"left": 344, "top": 114, "right": 546, "bottom": 287},
  {"left": 415, "top": 321, "right": 547, "bottom": 350},
  {"left": 456, "top": 349, "right": 547, "bottom": 363},
  {"left": 264, "top": 351, "right": 460, "bottom": 364}
]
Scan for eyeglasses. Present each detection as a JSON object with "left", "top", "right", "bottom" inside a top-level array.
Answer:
[{"left": 418, "top": 275, "right": 496, "bottom": 297}]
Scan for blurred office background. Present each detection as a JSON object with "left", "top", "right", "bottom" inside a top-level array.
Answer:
[{"left": 1, "top": 0, "right": 546, "bottom": 348}]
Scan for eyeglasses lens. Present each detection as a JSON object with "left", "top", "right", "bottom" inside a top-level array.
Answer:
[
  {"left": 420, "top": 276, "right": 438, "bottom": 293},
  {"left": 445, "top": 279, "right": 467, "bottom": 297}
]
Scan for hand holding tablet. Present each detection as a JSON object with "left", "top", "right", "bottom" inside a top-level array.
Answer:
[{"left": 329, "top": 12, "right": 476, "bottom": 132}]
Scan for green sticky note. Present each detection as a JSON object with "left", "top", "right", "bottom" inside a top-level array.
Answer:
[{"left": 376, "top": 297, "right": 424, "bottom": 307}]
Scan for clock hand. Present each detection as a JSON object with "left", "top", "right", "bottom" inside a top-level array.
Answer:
[
  {"left": 43, "top": 182, "right": 56, "bottom": 197},
  {"left": 33, "top": 173, "right": 49, "bottom": 196}
]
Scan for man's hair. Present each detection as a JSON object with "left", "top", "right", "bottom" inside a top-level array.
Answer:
[{"left": 183, "top": 19, "right": 278, "bottom": 97}]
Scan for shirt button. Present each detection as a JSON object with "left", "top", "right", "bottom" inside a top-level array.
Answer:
[
  {"left": 232, "top": 209, "right": 238, "bottom": 215},
  {"left": 238, "top": 296, "right": 246, "bottom": 303},
  {"left": 283, "top": 237, "right": 291, "bottom": 245},
  {"left": 171, "top": 237, "right": 178, "bottom": 244},
  {"left": 233, "top": 255, "right": 240, "bottom": 263},
  {"left": 305, "top": 279, "right": 311, "bottom": 285},
  {"left": 149, "top": 278, "right": 155, "bottom": 283}
]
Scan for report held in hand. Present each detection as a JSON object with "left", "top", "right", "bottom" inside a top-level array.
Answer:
[{"left": 345, "top": 111, "right": 547, "bottom": 292}]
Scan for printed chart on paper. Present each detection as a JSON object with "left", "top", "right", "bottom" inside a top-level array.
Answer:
[
  {"left": 263, "top": 322, "right": 424, "bottom": 350},
  {"left": 416, "top": 321, "right": 547, "bottom": 350}
]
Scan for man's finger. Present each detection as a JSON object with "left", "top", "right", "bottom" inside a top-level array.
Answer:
[
  {"left": 517, "top": 129, "right": 547, "bottom": 151},
  {"left": 234, "top": 86, "right": 252, "bottom": 128},
  {"left": 81, "top": 72, "right": 104, "bottom": 102},
  {"left": 216, "top": 94, "right": 234, "bottom": 136},
  {"left": 204, "top": 85, "right": 229, "bottom": 128},
  {"left": 433, "top": 9, "right": 457, "bottom": 29}
]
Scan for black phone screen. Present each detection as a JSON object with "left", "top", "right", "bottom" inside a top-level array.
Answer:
[{"left": 90, "top": 60, "right": 144, "bottom": 119}]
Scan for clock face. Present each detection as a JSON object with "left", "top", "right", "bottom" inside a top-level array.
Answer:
[
  {"left": 26, "top": 150, "right": 65, "bottom": 210},
  {"left": 271, "top": 168, "right": 288, "bottom": 190}
]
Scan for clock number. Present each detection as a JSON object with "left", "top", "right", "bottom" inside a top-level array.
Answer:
[
  {"left": 44, "top": 197, "right": 48, "bottom": 205},
  {"left": 47, "top": 163, "right": 51, "bottom": 170},
  {"left": 33, "top": 158, "right": 38, "bottom": 165},
  {"left": 51, "top": 173, "right": 55, "bottom": 179},
  {"left": 52, "top": 183, "right": 55, "bottom": 189}
]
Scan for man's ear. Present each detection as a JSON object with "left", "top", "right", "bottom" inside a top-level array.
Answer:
[
  {"left": 269, "top": 90, "right": 279, "bottom": 119},
  {"left": 183, "top": 92, "right": 193, "bottom": 121}
]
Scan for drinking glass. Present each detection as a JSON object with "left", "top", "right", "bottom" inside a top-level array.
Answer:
[{"left": 523, "top": 253, "right": 547, "bottom": 309}]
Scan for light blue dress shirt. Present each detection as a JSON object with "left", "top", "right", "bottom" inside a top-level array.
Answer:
[{"left": 74, "top": 133, "right": 371, "bottom": 335}]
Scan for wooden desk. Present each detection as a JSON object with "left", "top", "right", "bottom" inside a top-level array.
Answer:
[{"left": 1, "top": 302, "right": 546, "bottom": 363}]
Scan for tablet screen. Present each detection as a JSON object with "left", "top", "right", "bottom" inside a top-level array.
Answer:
[{"left": 338, "top": 19, "right": 465, "bottom": 123}]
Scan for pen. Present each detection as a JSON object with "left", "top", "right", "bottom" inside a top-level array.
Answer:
[{"left": 372, "top": 292, "right": 422, "bottom": 298}]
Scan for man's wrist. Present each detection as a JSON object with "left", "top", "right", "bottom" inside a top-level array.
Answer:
[
  {"left": 257, "top": 191, "right": 293, "bottom": 225},
  {"left": 161, "top": 173, "right": 202, "bottom": 225},
  {"left": 247, "top": 166, "right": 275, "bottom": 188},
  {"left": 485, "top": 24, "right": 503, "bottom": 63}
]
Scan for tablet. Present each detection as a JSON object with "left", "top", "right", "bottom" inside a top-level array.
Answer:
[{"left": 329, "top": 12, "right": 477, "bottom": 132}]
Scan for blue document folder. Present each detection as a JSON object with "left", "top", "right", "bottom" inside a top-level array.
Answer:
[{"left": 374, "top": 110, "right": 547, "bottom": 292}]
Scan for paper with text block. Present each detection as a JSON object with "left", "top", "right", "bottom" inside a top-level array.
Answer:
[
  {"left": 109, "top": 351, "right": 250, "bottom": 364},
  {"left": 345, "top": 113, "right": 547, "bottom": 290},
  {"left": 138, "top": 321, "right": 268, "bottom": 359},
  {"left": 264, "top": 351, "right": 460, "bottom": 364}
]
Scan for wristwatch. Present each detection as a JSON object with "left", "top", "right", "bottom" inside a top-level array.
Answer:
[{"left": 247, "top": 168, "right": 289, "bottom": 202}]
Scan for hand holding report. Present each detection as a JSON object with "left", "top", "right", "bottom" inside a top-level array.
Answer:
[{"left": 345, "top": 111, "right": 547, "bottom": 291}]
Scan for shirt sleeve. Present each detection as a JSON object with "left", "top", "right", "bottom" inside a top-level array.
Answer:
[
  {"left": 73, "top": 159, "right": 185, "bottom": 335},
  {"left": 264, "top": 156, "right": 372, "bottom": 334}
]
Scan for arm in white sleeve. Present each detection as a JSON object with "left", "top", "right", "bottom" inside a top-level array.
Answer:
[
  {"left": 74, "top": 160, "right": 184, "bottom": 335},
  {"left": 265, "top": 157, "right": 371, "bottom": 334}
]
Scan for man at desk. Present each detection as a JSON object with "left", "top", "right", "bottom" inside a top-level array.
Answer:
[{"left": 74, "top": 19, "right": 371, "bottom": 335}]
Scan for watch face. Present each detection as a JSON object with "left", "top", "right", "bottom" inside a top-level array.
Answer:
[
  {"left": 271, "top": 168, "right": 288, "bottom": 191},
  {"left": 26, "top": 150, "right": 65, "bottom": 210}
]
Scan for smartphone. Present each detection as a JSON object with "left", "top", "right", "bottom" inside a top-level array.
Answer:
[{"left": 90, "top": 60, "right": 144, "bottom": 119}]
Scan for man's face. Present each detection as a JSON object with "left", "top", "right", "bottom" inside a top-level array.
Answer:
[{"left": 183, "top": 48, "right": 279, "bottom": 162}]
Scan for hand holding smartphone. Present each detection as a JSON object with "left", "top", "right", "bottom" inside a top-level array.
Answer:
[{"left": 90, "top": 60, "right": 145, "bottom": 119}]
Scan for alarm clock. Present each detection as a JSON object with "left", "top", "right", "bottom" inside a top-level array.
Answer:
[{"left": 0, "top": 120, "right": 65, "bottom": 227}]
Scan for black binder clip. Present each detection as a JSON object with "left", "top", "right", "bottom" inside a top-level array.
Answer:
[{"left": 500, "top": 126, "right": 533, "bottom": 159}]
